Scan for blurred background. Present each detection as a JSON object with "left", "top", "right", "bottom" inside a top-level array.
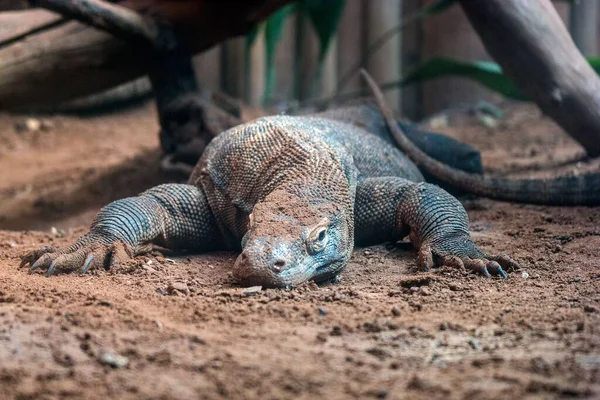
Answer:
[
  {"left": 159, "top": 0, "right": 583, "bottom": 120},
  {"left": 1, "top": 0, "right": 598, "bottom": 120}
]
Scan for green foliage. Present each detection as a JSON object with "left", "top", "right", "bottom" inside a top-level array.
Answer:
[
  {"left": 300, "top": 0, "right": 346, "bottom": 62},
  {"left": 401, "top": 57, "right": 600, "bottom": 101},
  {"left": 401, "top": 58, "right": 525, "bottom": 100},
  {"left": 247, "top": 0, "right": 578, "bottom": 105},
  {"left": 246, "top": 0, "right": 345, "bottom": 104},
  {"left": 264, "top": 4, "right": 296, "bottom": 101}
]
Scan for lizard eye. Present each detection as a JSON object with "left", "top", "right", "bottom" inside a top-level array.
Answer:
[{"left": 307, "top": 223, "right": 329, "bottom": 254}]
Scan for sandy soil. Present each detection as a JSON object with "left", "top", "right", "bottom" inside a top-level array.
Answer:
[{"left": 0, "top": 102, "right": 598, "bottom": 399}]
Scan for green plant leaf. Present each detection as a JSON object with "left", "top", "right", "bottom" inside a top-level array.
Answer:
[
  {"left": 401, "top": 58, "right": 526, "bottom": 100},
  {"left": 264, "top": 4, "right": 295, "bottom": 102},
  {"left": 587, "top": 57, "right": 600, "bottom": 72},
  {"left": 301, "top": 0, "right": 345, "bottom": 62}
]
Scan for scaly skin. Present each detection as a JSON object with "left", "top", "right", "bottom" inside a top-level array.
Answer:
[
  {"left": 361, "top": 70, "right": 600, "bottom": 206},
  {"left": 21, "top": 112, "right": 519, "bottom": 287}
]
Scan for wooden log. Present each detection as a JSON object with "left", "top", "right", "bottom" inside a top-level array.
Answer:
[
  {"left": 460, "top": 0, "right": 600, "bottom": 156},
  {"left": 0, "top": 0, "right": 293, "bottom": 111},
  {"left": 0, "top": 9, "right": 62, "bottom": 43}
]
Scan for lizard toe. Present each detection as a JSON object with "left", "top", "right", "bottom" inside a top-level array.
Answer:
[
  {"left": 30, "top": 252, "right": 56, "bottom": 272},
  {"left": 21, "top": 246, "right": 55, "bottom": 269},
  {"left": 463, "top": 258, "right": 491, "bottom": 278},
  {"left": 488, "top": 254, "right": 521, "bottom": 272},
  {"left": 485, "top": 260, "right": 507, "bottom": 279},
  {"left": 45, "top": 248, "right": 89, "bottom": 276},
  {"left": 79, "top": 247, "right": 110, "bottom": 275}
]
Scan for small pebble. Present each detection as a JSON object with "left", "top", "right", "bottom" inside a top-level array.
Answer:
[
  {"left": 317, "top": 306, "right": 327, "bottom": 316},
  {"left": 468, "top": 339, "right": 479, "bottom": 350},
  {"left": 584, "top": 304, "right": 598, "bottom": 313},
  {"left": 243, "top": 286, "right": 262, "bottom": 296},
  {"left": 167, "top": 282, "right": 190, "bottom": 295},
  {"left": 155, "top": 320, "right": 164, "bottom": 330},
  {"left": 40, "top": 119, "right": 54, "bottom": 131},
  {"left": 99, "top": 352, "right": 129, "bottom": 368},
  {"left": 391, "top": 307, "right": 401, "bottom": 317},
  {"left": 521, "top": 272, "right": 529, "bottom": 279},
  {"left": 50, "top": 226, "right": 65, "bottom": 238},
  {"left": 14, "top": 118, "right": 41, "bottom": 133}
]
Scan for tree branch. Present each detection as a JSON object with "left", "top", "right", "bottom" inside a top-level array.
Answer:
[
  {"left": 460, "top": 0, "right": 600, "bottom": 156},
  {"left": 29, "top": 0, "right": 176, "bottom": 50}
]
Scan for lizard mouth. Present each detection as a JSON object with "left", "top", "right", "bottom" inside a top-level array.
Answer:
[{"left": 309, "top": 259, "right": 345, "bottom": 284}]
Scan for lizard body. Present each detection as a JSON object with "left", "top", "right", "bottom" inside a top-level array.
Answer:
[{"left": 22, "top": 108, "right": 517, "bottom": 287}]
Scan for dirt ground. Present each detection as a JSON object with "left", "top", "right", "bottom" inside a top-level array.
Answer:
[{"left": 0, "top": 101, "right": 598, "bottom": 400}]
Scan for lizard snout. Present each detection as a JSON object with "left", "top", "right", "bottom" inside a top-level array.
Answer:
[{"left": 232, "top": 241, "right": 293, "bottom": 288}]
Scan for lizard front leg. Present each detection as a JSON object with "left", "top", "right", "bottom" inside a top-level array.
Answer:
[
  {"left": 21, "top": 184, "right": 223, "bottom": 276},
  {"left": 355, "top": 177, "right": 520, "bottom": 278}
]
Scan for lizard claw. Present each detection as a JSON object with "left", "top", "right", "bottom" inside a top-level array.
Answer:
[
  {"left": 21, "top": 246, "right": 55, "bottom": 269},
  {"left": 416, "top": 233, "right": 520, "bottom": 279},
  {"left": 81, "top": 254, "right": 95, "bottom": 275},
  {"left": 21, "top": 235, "right": 134, "bottom": 276}
]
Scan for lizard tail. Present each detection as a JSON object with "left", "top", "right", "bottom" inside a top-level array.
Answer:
[{"left": 361, "top": 69, "right": 600, "bottom": 206}]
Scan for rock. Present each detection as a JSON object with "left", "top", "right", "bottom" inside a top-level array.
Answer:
[
  {"left": 50, "top": 226, "right": 65, "bottom": 238},
  {"left": 99, "top": 352, "right": 129, "bottom": 368},
  {"left": 521, "top": 271, "right": 530, "bottom": 279},
  {"left": 330, "top": 326, "right": 343, "bottom": 336},
  {"left": 167, "top": 282, "right": 190, "bottom": 295},
  {"left": 391, "top": 307, "right": 401, "bottom": 317}
]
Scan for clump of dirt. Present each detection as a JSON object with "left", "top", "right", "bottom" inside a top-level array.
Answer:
[{"left": 0, "top": 102, "right": 598, "bottom": 399}]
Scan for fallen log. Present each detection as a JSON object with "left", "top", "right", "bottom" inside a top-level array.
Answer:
[
  {"left": 0, "top": 1, "right": 292, "bottom": 110},
  {"left": 460, "top": 0, "right": 600, "bottom": 156}
]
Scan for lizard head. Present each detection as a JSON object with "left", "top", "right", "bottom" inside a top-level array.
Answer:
[{"left": 232, "top": 189, "right": 353, "bottom": 288}]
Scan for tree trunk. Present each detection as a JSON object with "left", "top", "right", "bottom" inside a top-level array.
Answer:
[{"left": 460, "top": 0, "right": 600, "bottom": 156}]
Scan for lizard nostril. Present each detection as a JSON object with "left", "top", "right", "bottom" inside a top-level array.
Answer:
[{"left": 271, "top": 259, "right": 286, "bottom": 273}]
